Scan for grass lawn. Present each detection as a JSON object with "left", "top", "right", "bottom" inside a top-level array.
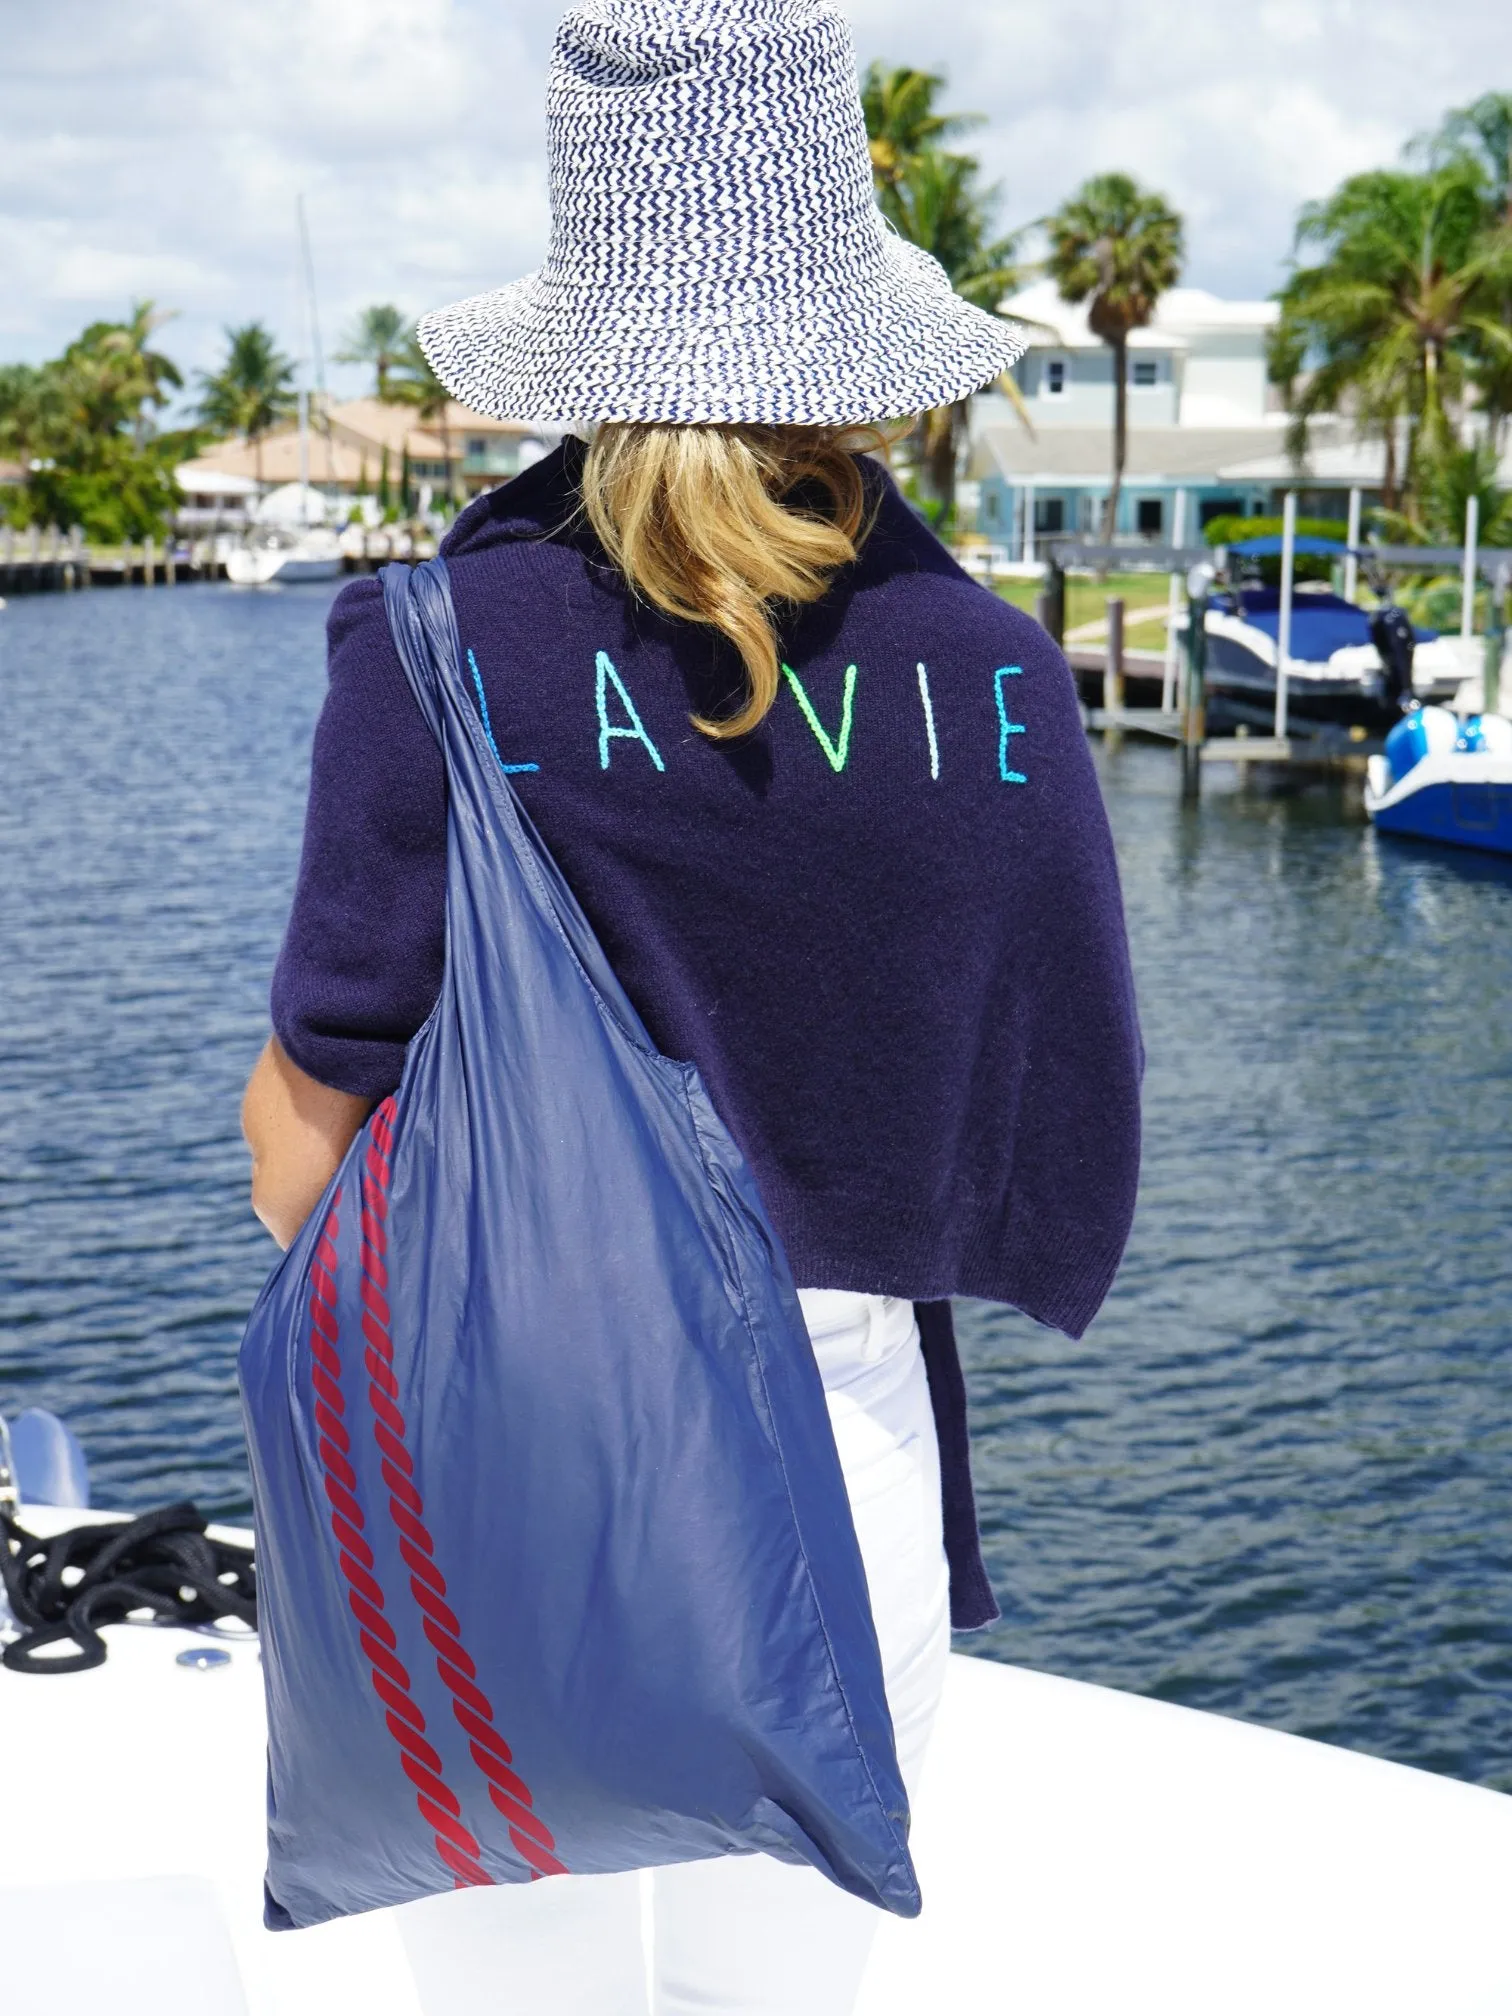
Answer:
[{"left": 992, "top": 570, "right": 1178, "bottom": 635}]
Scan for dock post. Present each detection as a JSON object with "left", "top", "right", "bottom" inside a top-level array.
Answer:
[
  {"left": 1487, "top": 563, "right": 1507, "bottom": 717},
  {"left": 165, "top": 536, "right": 176, "bottom": 586},
  {"left": 1273, "top": 492, "right": 1296, "bottom": 742},
  {"left": 1163, "top": 489, "right": 1187, "bottom": 713},
  {"left": 143, "top": 535, "right": 156, "bottom": 587},
  {"left": 1035, "top": 553, "right": 1065, "bottom": 645},
  {"left": 1461, "top": 495, "right": 1480, "bottom": 640},
  {"left": 1344, "top": 487, "right": 1362, "bottom": 604},
  {"left": 1181, "top": 569, "right": 1210, "bottom": 801},
  {"left": 1104, "top": 596, "right": 1125, "bottom": 727}
]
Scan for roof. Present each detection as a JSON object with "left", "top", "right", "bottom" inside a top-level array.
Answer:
[
  {"left": 998, "top": 280, "right": 1280, "bottom": 352},
  {"left": 1218, "top": 439, "right": 1387, "bottom": 483},
  {"left": 177, "top": 433, "right": 374, "bottom": 489},
  {"left": 974, "top": 424, "right": 1312, "bottom": 484},
  {"left": 179, "top": 393, "right": 545, "bottom": 492},
  {"left": 172, "top": 465, "right": 259, "bottom": 498},
  {"left": 325, "top": 397, "right": 535, "bottom": 458}
]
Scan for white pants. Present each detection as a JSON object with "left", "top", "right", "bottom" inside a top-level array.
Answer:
[{"left": 398, "top": 1289, "right": 952, "bottom": 2016}]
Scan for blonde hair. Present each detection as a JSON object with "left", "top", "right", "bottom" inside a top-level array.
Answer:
[{"left": 581, "top": 423, "right": 879, "bottom": 740}]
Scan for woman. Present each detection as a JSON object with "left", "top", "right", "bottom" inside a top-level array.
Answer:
[{"left": 243, "top": 2, "right": 1140, "bottom": 2009}]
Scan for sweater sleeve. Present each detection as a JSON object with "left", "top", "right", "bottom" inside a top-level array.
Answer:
[
  {"left": 270, "top": 576, "right": 448, "bottom": 1098},
  {"left": 995, "top": 625, "right": 1143, "bottom": 1338}
]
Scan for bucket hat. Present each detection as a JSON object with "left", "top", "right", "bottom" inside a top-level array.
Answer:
[{"left": 418, "top": 0, "right": 1026, "bottom": 426}]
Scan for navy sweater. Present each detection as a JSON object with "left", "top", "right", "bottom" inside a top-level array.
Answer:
[{"left": 272, "top": 444, "right": 1141, "bottom": 1629}]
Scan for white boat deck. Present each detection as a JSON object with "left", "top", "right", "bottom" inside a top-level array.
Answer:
[{"left": 4, "top": 1508, "right": 1511, "bottom": 2014}]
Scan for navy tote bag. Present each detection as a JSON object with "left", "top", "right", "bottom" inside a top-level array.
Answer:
[{"left": 238, "top": 557, "right": 918, "bottom": 1931}]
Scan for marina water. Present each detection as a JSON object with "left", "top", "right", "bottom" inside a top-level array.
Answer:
[{"left": 2, "top": 582, "right": 1510, "bottom": 1792}]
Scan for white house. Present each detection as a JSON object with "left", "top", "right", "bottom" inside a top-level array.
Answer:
[{"left": 971, "top": 281, "right": 1375, "bottom": 552}]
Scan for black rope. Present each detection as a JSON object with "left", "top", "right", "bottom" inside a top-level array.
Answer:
[{"left": 0, "top": 1502, "right": 256, "bottom": 1675}]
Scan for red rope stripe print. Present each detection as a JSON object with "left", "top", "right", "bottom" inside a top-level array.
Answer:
[
  {"left": 360, "top": 1096, "right": 568, "bottom": 1881},
  {"left": 307, "top": 1189, "right": 493, "bottom": 1890}
]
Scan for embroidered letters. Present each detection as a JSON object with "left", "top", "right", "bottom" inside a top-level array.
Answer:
[
  {"left": 994, "top": 666, "right": 1027, "bottom": 783},
  {"left": 596, "top": 652, "right": 666, "bottom": 773},
  {"left": 916, "top": 664, "right": 940, "bottom": 781},
  {"left": 467, "top": 649, "right": 540, "bottom": 774},
  {"left": 782, "top": 662, "right": 858, "bottom": 773}
]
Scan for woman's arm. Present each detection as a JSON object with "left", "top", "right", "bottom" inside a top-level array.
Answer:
[{"left": 242, "top": 1036, "right": 373, "bottom": 1249}]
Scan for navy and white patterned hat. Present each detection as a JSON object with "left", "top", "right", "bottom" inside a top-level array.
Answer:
[{"left": 418, "top": 0, "right": 1026, "bottom": 426}]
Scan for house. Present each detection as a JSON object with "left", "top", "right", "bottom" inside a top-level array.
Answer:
[
  {"left": 971, "top": 281, "right": 1379, "bottom": 554},
  {"left": 175, "top": 398, "right": 549, "bottom": 514}
]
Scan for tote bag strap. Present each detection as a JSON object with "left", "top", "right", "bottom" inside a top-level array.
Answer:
[{"left": 380, "top": 558, "right": 669, "bottom": 1064}]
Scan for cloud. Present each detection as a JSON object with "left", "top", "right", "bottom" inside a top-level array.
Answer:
[{"left": 1, "top": 0, "right": 1507, "bottom": 396}]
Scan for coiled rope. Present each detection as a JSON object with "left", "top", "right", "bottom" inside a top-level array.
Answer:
[{"left": 0, "top": 1502, "right": 256, "bottom": 1675}]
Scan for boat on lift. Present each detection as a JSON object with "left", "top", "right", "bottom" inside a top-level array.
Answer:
[{"left": 1199, "top": 538, "right": 1466, "bottom": 737}]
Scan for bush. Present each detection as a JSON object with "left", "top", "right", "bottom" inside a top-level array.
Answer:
[
  {"left": 1202, "top": 513, "right": 1349, "bottom": 548},
  {"left": 20, "top": 439, "right": 180, "bottom": 543},
  {"left": 1203, "top": 513, "right": 1349, "bottom": 586}
]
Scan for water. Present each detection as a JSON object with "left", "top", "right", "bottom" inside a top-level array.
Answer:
[{"left": 2, "top": 585, "right": 1510, "bottom": 1792}]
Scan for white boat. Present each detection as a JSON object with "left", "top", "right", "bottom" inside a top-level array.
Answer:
[
  {"left": 5, "top": 1432, "right": 1512, "bottom": 2016},
  {"left": 225, "top": 482, "right": 344, "bottom": 586}
]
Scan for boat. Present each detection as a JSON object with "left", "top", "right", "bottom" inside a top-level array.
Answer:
[
  {"left": 6, "top": 1407, "right": 1512, "bottom": 2014},
  {"left": 226, "top": 220, "right": 344, "bottom": 589},
  {"left": 225, "top": 482, "right": 344, "bottom": 586},
  {"left": 1200, "top": 584, "right": 1468, "bottom": 737},
  {"left": 1365, "top": 705, "right": 1512, "bottom": 854}
]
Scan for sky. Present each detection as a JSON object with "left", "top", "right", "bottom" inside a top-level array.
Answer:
[{"left": 2, "top": 0, "right": 1509, "bottom": 408}]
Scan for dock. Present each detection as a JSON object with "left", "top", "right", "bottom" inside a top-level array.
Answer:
[
  {"left": 1043, "top": 537, "right": 1407, "bottom": 793},
  {"left": 0, "top": 530, "right": 226, "bottom": 593},
  {"left": 0, "top": 525, "right": 434, "bottom": 597}
]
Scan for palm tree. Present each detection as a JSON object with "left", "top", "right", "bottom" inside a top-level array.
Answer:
[
  {"left": 886, "top": 148, "right": 1026, "bottom": 513},
  {"left": 1044, "top": 173, "right": 1184, "bottom": 544},
  {"left": 196, "top": 322, "right": 297, "bottom": 483},
  {"left": 62, "top": 301, "right": 182, "bottom": 445},
  {"left": 861, "top": 64, "right": 1027, "bottom": 525},
  {"left": 1377, "top": 439, "right": 1512, "bottom": 548},
  {"left": 335, "top": 304, "right": 410, "bottom": 402},
  {"left": 390, "top": 339, "right": 458, "bottom": 509},
  {"left": 1419, "top": 91, "right": 1512, "bottom": 224},
  {"left": 1271, "top": 164, "right": 1512, "bottom": 512},
  {"left": 1421, "top": 95, "right": 1512, "bottom": 443},
  {"left": 861, "top": 63, "right": 979, "bottom": 204}
]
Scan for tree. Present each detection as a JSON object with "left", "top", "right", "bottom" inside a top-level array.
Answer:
[
  {"left": 1375, "top": 439, "right": 1512, "bottom": 548},
  {"left": 1044, "top": 173, "right": 1184, "bottom": 543},
  {"left": 54, "top": 301, "right": 182, "bottom": 447},
  {"left": 861, "top": 64, "right": 1027, "bottom": 526},
  {"left": 1271, "top": 165, "right": 1512, "bottom": 512},
  {"left": 1415, "top": 94, "right": 1512, "bottom": 442},
  {"left": 389, "top": 337, "right": 458, "bottom": 509},
  {"left": 196, "top": 323, "right": 297, "bottom": 483},
  {"left": 1417, "top": 91, "right": 1512, "bottom": 223},
  {"left": 0, "top": 306, "right": 188, "bottom": 540},
  {"left": 861, "top": 62, "right": 979, "bottom": 200},
  {"left": 335, "top": 304, "right": 410, "bottom": 402}
]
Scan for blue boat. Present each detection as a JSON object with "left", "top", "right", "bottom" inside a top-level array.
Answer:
[{"left": 1365, "top": 706, "right": 1512, "bottom": 855}]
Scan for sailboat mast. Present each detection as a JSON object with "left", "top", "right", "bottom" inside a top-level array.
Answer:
[{"left": 297, "top": 196, "right": 330, "bottom": 494}]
